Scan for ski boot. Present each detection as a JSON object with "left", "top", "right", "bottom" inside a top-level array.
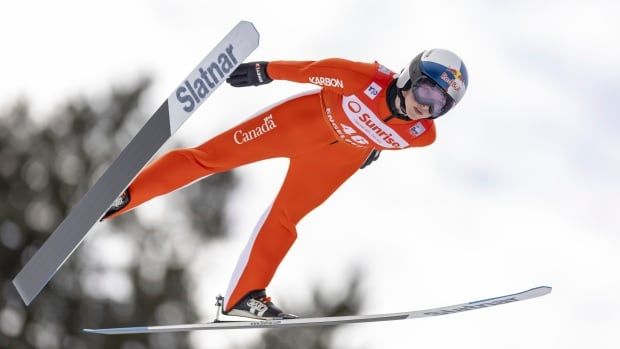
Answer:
[
  {"left": 222, "top": 290, "right": 298, "bottom": 320},
  {"left": 100, "top": 189, "right": 130, "bottom": 221}
]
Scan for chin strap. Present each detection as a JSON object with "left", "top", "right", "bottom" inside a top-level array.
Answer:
[
  {"left": 396, "top": 88, "right": 409, "bottom": 116},
  {"left": 361, "top": 81, "right": 422, "bottom": 170},
  {"left": 387, "top": 80, "right": 412, "bottom": 121}
]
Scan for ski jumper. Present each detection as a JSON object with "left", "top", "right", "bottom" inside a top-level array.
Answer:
[{"left": 105, "top": 58, "right": 437, "bottom": 311}]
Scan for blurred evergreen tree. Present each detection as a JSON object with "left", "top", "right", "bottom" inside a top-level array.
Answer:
[{"left": 0, "top": 78, "right": 237, "bottom": 349}]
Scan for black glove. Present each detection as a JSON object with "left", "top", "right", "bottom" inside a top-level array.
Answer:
[
  {"left": 226, "top": 61, "right": 272, "bottom": 87},
  {"left": 360, "top": 150, "right": 381, "bottom": 169}
]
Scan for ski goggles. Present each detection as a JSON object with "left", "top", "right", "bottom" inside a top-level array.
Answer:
[{"left": 411, "top": 77, "right": 454, "bottom": 118}]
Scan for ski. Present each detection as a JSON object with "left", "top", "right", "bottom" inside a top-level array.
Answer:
[
  {"left": 12, "top": 21, "right": 260, "bottom": 306},
  {"left": 83, "top": 286, "right": 551, "bottom": 335}
]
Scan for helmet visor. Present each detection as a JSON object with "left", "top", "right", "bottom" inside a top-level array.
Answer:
[{"left": 411, "top": 77, "right": 453, "bottom": 118}]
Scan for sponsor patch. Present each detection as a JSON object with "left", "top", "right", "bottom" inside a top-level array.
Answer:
[
  {"left": 364, "top": 82, "right": 382, "bottom": 100},
  {"left": 341, "top": 95, "right": 408, "bottom": 149},
  {"left": 410, "top": 122, "right": 426, "bottom": 137},
  {"left": 233, "top": 115, "right": 277, "bottom": 144},
  {"left": 309, "top": 76, "right": 344, "bottom": 88}
]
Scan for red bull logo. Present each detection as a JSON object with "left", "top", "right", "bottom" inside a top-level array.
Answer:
[
  {"left": 448, "top": 67, "right": 463, "bottom": 83},
  {"left": 441, "top": 66, "right": 464, "bottom": 92}
]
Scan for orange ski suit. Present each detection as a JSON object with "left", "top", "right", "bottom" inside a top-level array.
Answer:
[{"left": 106, "top": 58, "right": 437, "bottom": 311}]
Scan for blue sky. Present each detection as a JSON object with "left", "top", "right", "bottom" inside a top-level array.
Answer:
[{"left": 1, "top": 1, "right": 619, "bottom": 348}]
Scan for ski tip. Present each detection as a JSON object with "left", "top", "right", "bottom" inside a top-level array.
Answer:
[
  {"left": 512, "top": 286, "right": 552, "bottom": 299},
  {"left": 469, "top": 285, "right": 552, "bottom": 306},
  {"left": 236, "top": 20, "right": 260, "bottom": 42},
  {"left": 530, "top": 286, "right": 552, "bottom": 296},
  {"left": 238, "top": 20, "right": 256, "bottom": 28}
]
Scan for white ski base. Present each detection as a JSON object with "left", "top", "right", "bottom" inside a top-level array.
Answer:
[{"left": 84, "top": 286, "right": 551, "bottom": 335}]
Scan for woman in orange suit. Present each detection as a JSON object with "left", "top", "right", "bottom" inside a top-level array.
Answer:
[{"left": 102, "top": 49, "right": 469, "bottom": 320}]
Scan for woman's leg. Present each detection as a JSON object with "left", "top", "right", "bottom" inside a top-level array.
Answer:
[
  {"left": 105, "top": 91, "right": 328, "bottom": 219},
  {"left": 224, "top": 140, "right": 371, "bottom": 311}
]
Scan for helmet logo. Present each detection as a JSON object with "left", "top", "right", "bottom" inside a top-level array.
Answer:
[
  {"left": 441, "top": 67, "right": 465, "bottom": 92},
  {"left": 448, "top": 67, "right": 463, "bottom": 81}
]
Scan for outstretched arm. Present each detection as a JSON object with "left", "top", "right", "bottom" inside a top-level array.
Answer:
[{"left": 226, "top": 59, "right": 376, "bottom": 95}]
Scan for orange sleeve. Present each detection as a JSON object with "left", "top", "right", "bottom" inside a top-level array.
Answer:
[
  {"left": 410, "top": 123, "right": 436, "bottom": 147},
  {"left": 266, "top": 58, "right": 376, "bottom": 95}
]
